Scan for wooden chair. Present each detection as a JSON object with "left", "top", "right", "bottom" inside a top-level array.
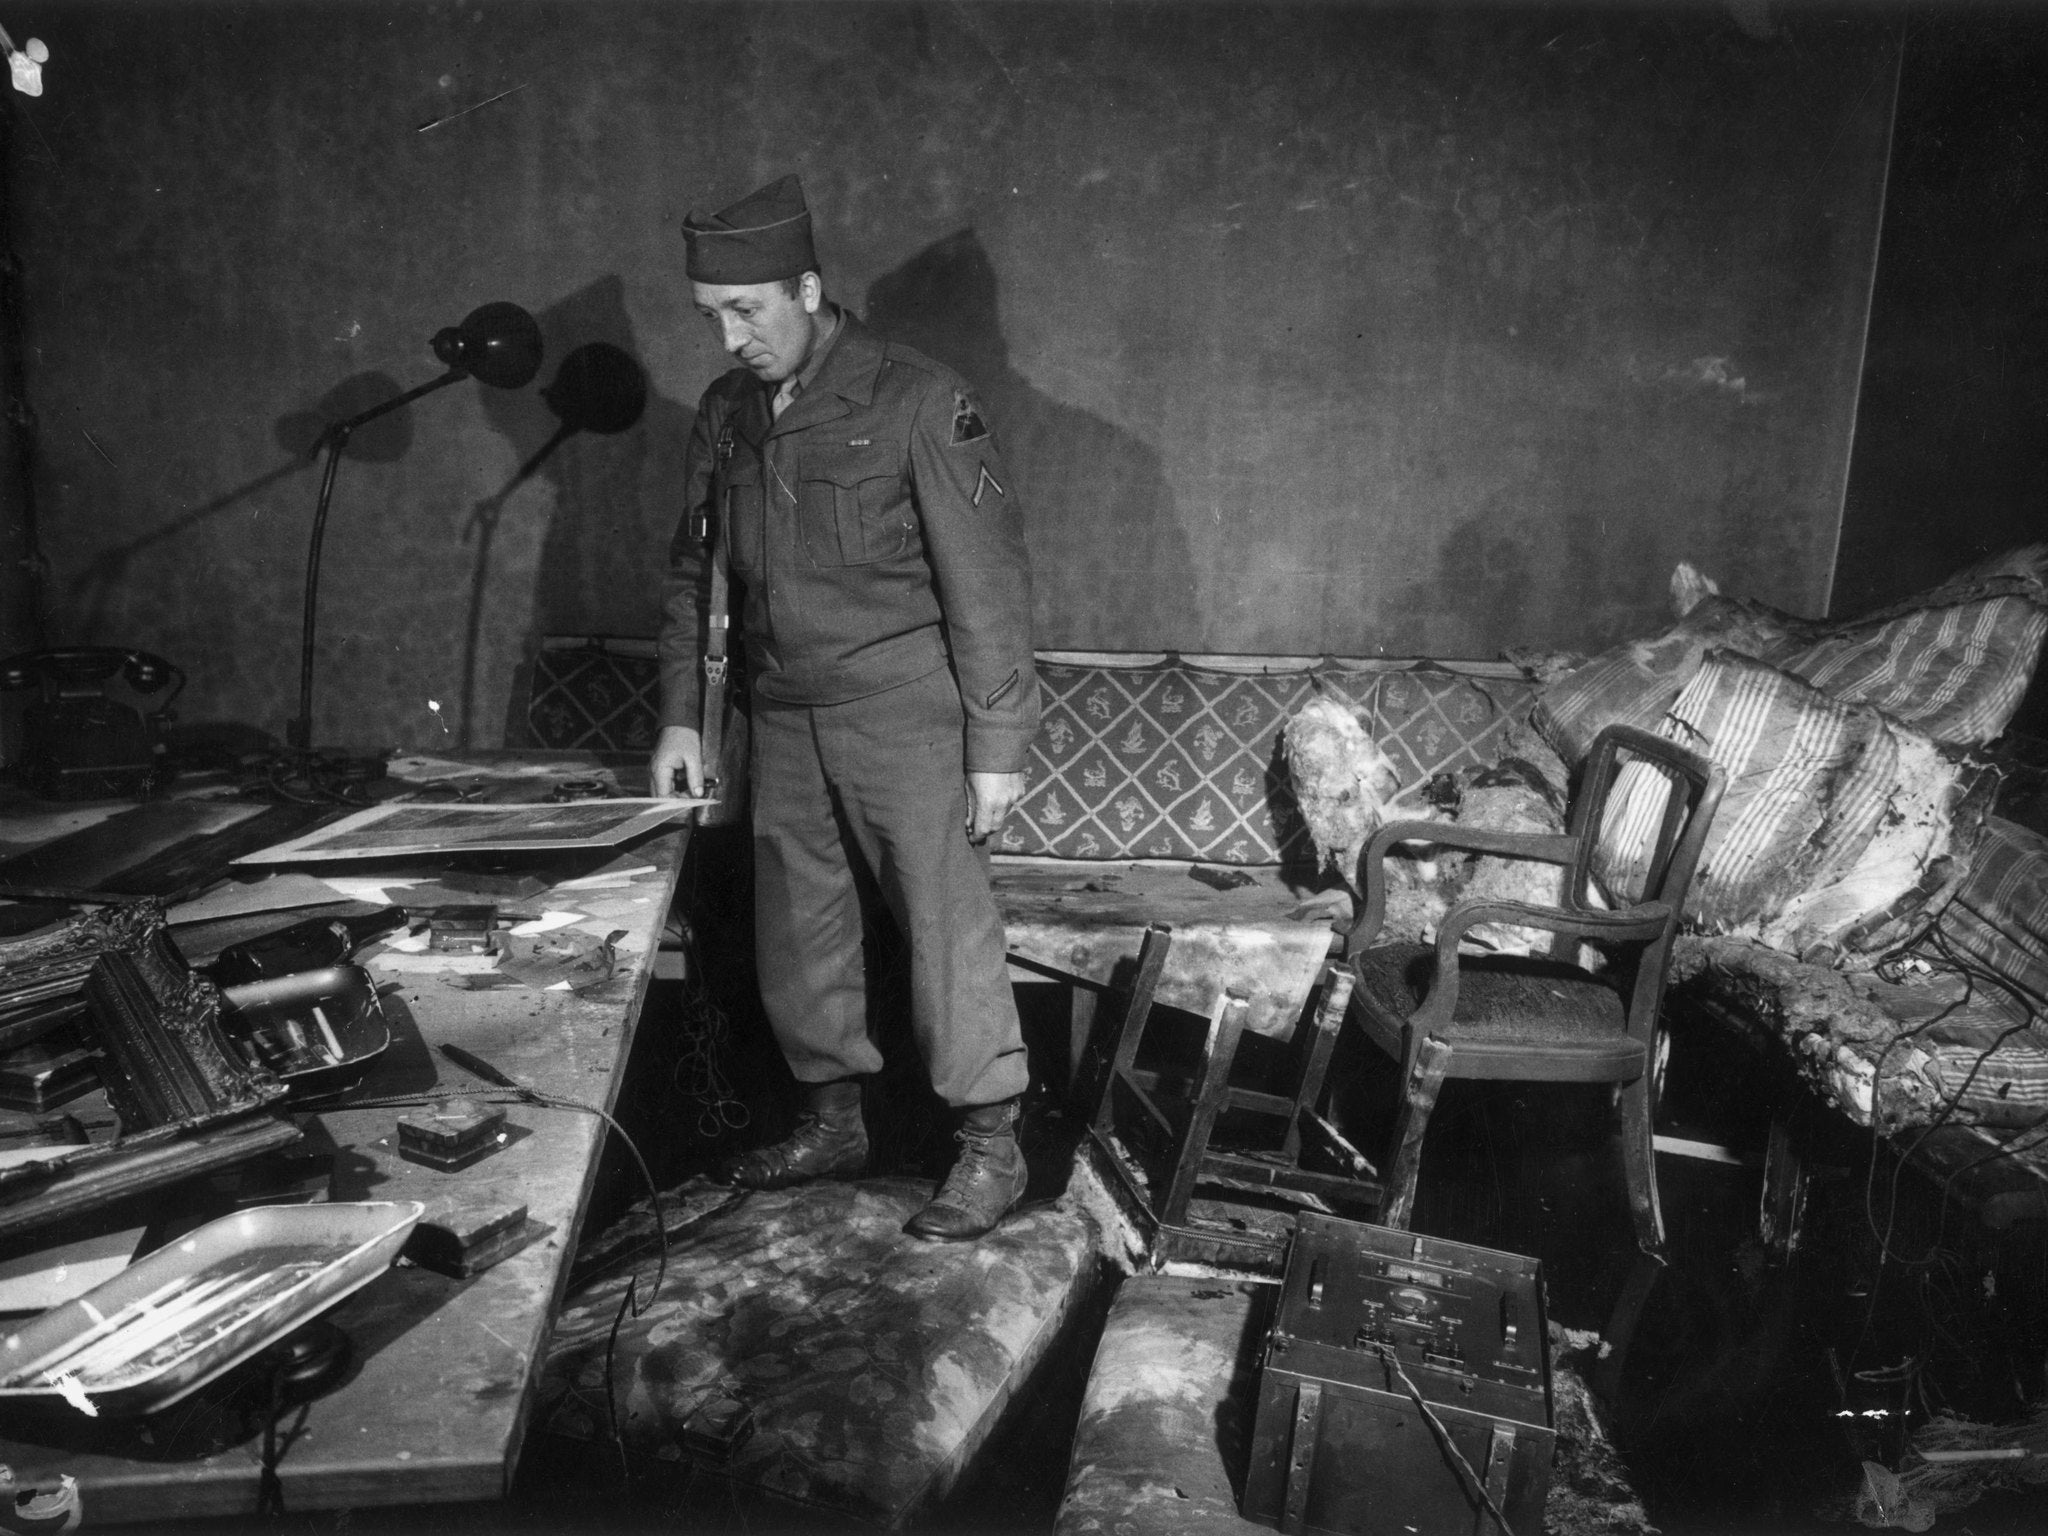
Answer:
[
  {"left": 1345, "top": 723, "right": 1725, "bottom": 1258},
  {"left": 1083, "top": 923, "right": 1381, "bottom": 1270}
]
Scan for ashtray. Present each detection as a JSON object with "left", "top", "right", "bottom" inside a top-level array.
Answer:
[
  {"left": 217, "top": 965, "right": 391, "bottom": 1104},
  {"left": 0, "top": 1200, "right": 423, "bottom": 1418}
]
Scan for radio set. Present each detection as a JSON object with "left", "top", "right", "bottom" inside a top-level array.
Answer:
[
  {"left": 1243, "top": 1214, "right": 1555, "bottom": 1536},
  {"left": 0, "top": 647, "right": 184, "bottom": 800}
]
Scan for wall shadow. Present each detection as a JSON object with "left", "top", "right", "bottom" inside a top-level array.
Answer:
[
  {"left": 863, "top": 230, "right": 1196, "bottom": 652},
  {"left": 475, "top": 274, "right": 690, "bottom": 746},
  {"left": 65, "top": 371, "right": 411, "bottom": 644}
]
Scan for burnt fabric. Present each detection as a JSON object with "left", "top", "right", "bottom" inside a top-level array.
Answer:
[
  {"left": 1003, "top": 659, "right": 1536, "bottom": 864},
  {"left": 753, "top": 665, "right": 1028, "bottom": 1106},
  {"left": 1054, "top": 1274, "right": 1654, "bottom": 1536},
  {"left": 536, "top": 1176, "right": 1101, "bottom": 1529}
]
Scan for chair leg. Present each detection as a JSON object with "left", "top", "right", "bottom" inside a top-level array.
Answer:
[
  {"left": 1065, "top": 986, "right": 1099, "bottom": 1110},
  {"left": 1595, "top": 1247, "right": 1666, "bottom": 1414},
  {"left": 1159, "top": 989, "right": 1250, "bottom": 1228},
  {"left": 1091, "top": 924, "right": 1173, "bottom": 1135},
  {"left": 1379, "top": 1034, "right": 1451, "bottom": 1231},
  {"left": 1617, "top": 1075, "right": 1665, "bottom": 1256},
  {"left": 1282, "top": 968, "right": 1353, "bottom": 1162}
]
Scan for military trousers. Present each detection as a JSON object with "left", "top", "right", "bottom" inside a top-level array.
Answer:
[{"left": 749, "top": 664, "right": 1030, "bottom": 1108}]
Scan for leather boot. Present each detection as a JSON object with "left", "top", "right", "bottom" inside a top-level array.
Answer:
[
  {"left": 904, "top": 1097, "right": 1028, "bottom": 1242},
  {"left": 715, "top": 1078, "right": 868, "bottom": 1189}
]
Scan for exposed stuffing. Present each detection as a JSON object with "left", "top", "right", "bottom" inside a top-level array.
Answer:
[{"left": 1279, "top": 694, "right": 1400, "bottom": 880}]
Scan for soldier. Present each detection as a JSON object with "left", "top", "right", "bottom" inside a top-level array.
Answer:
[{"left": 652, "top": 175, "right": 1039, "bottom": 1241}]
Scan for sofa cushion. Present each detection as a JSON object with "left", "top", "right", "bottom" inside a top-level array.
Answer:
[
  {"left": 536, "top": 1176, "right": 1102, "bottom": 1529},
  {"left": 1594, "top": 650, "right": 1989, "bottom": 964},
  {"left": 1001, "top": 658, "right": 1537, "bottom": 864},
  {"left": 1536, "top": 546, "right": 2048, "bottom": 765}
]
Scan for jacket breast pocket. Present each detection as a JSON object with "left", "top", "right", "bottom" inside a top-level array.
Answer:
[
  {"left": 797, "top": 448, "right": 908, "bottom": 566},
  {"left": 720, "top": 461, "right": 765, "bottom": 574}
]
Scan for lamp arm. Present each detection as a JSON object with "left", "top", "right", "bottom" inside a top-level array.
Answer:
[
  {"left": 313, "top": 366, "right": 467, "bottom": 453},
  {"left": 290, "top": 368, "right": 467, "bottom": 749}
]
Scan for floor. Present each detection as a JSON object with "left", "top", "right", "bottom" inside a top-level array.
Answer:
[{"left": 161, "top": 825, "right": 2048, "bottom": 1533}]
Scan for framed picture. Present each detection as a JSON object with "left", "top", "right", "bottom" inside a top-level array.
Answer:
[{"left": 232, "top": 799, "right": 704, "bottom": 864}]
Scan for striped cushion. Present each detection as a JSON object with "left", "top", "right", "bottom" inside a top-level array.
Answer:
[
  {"left": 1763, "top": 594, "right": 2048, "bottom": 747},
  {"left": 1538, "top": 545, "right": 2048, "bottom": 764},
  {"left": 1534, "top": 595, "right": 1800, "bottom": 766},
  {"left": 1938, "top": 815, "right": 2048, "bottom": 1021},
  {"left": 1596, "top": 651, "right": 1983, "bottom": 963}
]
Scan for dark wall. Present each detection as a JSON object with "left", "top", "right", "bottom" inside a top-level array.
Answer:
[
  {"left": 1835, "top": 5, "right": 2048, "bottom": 735},
  {"left": 11, "top": 2, "right": 1895, "bottom": 751}
]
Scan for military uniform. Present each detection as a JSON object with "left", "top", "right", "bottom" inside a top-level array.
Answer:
[{"left": 659, "top": 309, "right": 1038, "bottom": 1107}]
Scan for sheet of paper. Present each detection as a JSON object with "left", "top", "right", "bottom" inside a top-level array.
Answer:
[
  {"left": 318, "top": 875, "right": 428, "bottom": 906},
  {"left": 167, "top": 872, "right": 359, "bottom": 926},
  {"left": 509, "top": 910, "right": 585, "bottom": 936},
  {"left": 554, "top": 863, "right": 659, "bottom": 890}
]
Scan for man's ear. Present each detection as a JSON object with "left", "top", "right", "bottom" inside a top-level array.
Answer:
[{"left": 799, "top": 271, "right": 824, "bottom": 314}]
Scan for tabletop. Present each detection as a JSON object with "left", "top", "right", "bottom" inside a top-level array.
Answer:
[{"left": 0, "top": 769, "right": 688, "bottom": 1525}]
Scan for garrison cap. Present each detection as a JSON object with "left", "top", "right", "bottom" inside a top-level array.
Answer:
[{"left": 683, "top": 174, "right": 818, "bottom": 284}]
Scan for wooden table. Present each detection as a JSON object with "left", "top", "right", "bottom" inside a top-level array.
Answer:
[{"left": 0, "top": 800, "right": 686, "bottom": 1525}]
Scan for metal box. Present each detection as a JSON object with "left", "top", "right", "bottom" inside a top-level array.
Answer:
[{"left": 1243, "top": 1214, "right": 1554, "bottom": 1536}]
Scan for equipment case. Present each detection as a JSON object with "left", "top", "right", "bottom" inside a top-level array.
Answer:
[{"left": 1242, "top": 1213, "right": 1554, "bottom": 1536}]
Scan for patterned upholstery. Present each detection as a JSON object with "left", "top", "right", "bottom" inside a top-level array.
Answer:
[
  {"left": 1000, "top": 658, "right": 1537, "bottom": 864},
  {"left": 525, "top": 638, "right": 662, "bottom": 754},
  {"left": 536, "top": 1176, "right": 1102, "bottom": 1529}
]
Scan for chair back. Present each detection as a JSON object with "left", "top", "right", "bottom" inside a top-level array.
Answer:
[
  {"left": 1573, "top": 723, "right": 1724, "bottom": 917},
  {"left": 1569, "top": 724, "right": 1725, "bottom": 1033}
]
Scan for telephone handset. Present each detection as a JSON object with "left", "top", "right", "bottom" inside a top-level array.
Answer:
[
  {"left": 0, "top": 647, "right": 185, "bottom": 799},
  {"left": 1, "top": 646, "right": 183, "bottom": 698}
]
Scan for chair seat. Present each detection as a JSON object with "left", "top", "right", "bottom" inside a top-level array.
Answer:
[{"left": 1351, "top": 942, "right": 1646, "bottom": 1080}]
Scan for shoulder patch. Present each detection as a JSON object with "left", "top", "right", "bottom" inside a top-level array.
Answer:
[{"left": 951, "top": 391, "right": 990, "bottom": 445}]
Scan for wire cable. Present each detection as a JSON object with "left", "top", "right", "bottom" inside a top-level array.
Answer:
[{"left": 1374, "top": 1344, "right": 1516, "bottom": 1536}]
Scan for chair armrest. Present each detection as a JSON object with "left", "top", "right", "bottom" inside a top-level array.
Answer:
[
  {"left": 1348, "top": 819, "right": 1580, "bottom": 956},
  {"left": 1436, "top": 899, "right": 1672, "bottom": 952},
  {"left": 1408, "top": 899, "right": 1674, "bottom": 1033}
]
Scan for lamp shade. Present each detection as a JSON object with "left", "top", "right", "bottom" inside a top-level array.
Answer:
[
  {"left": 431, "top": 302, "right": 543, "bottom": 389},
  {"left": 540, "top": 343, "right": 649, "bottom": 436}
]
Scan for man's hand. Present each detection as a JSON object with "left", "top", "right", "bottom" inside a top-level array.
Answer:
[
  {"left": 965, "top": 770, "right": 1026, "bottom": 844},
  {"left": 651, "top": 725, "right": 705, "bottom": 800}
]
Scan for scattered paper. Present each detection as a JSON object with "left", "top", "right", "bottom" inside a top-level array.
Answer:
[
  {"left": 318, "top": 876, "right": 428, "bottom": 906},
  {"left": 509, "top": 910, "right": 584, "bottom": 935}
]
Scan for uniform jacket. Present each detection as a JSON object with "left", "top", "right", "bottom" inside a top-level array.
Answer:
[{"left": 659, "top": 311, "right": 1039, "bottom": 773}]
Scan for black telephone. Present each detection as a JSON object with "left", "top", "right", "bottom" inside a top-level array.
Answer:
[{"left": 0, "top": 647, "right": 185, "bottom": 799}]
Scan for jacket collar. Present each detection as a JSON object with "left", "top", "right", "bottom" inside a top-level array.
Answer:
[{"left": 766, "top": 307, "right": 883, "bottom": 438}]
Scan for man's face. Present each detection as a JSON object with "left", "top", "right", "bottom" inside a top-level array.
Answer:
[{"left": 692, "top": 274, "right": 821, "bottom": 383}]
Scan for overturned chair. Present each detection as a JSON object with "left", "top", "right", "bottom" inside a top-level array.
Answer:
[{"left": 1345, "top": 723, "right": 1725, "bottom": 1257}]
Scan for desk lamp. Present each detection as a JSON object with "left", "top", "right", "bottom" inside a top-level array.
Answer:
[{"left": 288, "top": 302, "right": 543, "bottom": 751}]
